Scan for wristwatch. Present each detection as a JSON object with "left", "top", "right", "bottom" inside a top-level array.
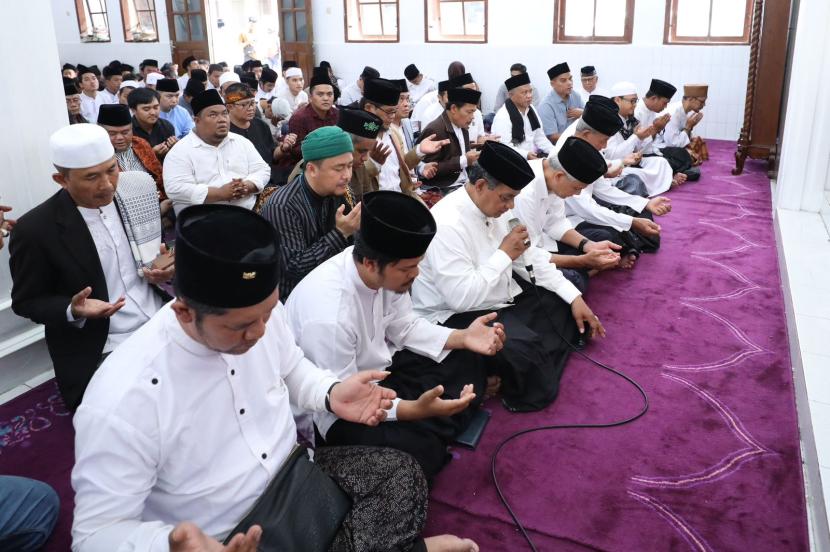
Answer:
[
  {"left": 324, "top": 382, "right": 339, "bottom": 413},
  {"left": 577, "top": 238, "right": 590, "bottom": 254}
]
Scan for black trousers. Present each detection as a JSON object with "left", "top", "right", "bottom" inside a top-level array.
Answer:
[
  {"left": 322, "top": 349, "right": 487, "bottom": 479},
  {"left": 442, "top": 276, "right": 578, "bottom": 413}
]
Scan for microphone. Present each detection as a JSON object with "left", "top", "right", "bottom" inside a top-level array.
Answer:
[{"left": 508, "top": 217, "right": 536, "bottom": 285}]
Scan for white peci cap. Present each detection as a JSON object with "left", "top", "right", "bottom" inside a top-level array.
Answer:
[
  {"left": 50, "top": 124, "right": 115, "bottom": 169},
  {"left": 609, "top": 81, "right": 638, "bottom": 98}
]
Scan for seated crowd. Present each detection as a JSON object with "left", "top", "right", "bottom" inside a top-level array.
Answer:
[{"left": 1, "top": 56, "right": 709, "bottom": 551}]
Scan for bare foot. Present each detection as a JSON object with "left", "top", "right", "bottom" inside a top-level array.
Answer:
[
  {"left": 484, "top": 375, "right": 501, "bottom": 399},
  {"left": 424, "top": 534, "right": 480, "bottom": 552},
  {"left": 671, "top": 173, "right": 687, "bottom": 187},
  {"left": 619, "top": 253, "right": 637, "bottom": 269}
]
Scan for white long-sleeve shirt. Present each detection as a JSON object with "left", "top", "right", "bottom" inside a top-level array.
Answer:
[
  {"left": 491, "top": 104, "right": 552, "bottom": 159},
  {"left": 512, "top": 159, "right": 573, "bottom": 252},
  {"left": 162, "top": 131, "right": 270, "bottom": 214},
  {"left": 411, "top": 186, "right": 580, "bottom": 324},
  {"left": 71, "top": 303, "right": 338, "bottom": 552},
  {"left": 338, "top": 82, "right": 362, "bottom": 106},
  {"left": 655, "top": 101, "right": 692, "bottom": 148},
  {"left": 634, "top": 102, "right": 662, "bottom": 155},
  {"left": 285, "top": 248, "right": 453, "bottom": 437},
  {"left": 407, "top": 77, "right": 437, "bottom": 105},
  {"left": 80, "top": 92, "right": 106, "bottom": 123}
]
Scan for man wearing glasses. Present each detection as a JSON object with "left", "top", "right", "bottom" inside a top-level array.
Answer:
[{"left": 162, "top": 89, "right": 270, "bottom": 214}]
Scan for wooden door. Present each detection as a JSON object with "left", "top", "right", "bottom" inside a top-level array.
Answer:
[
  {"left": 278, "top": 0, "right": 314, "bottom": 78},
  {"left": 166, "top": 0, "right": 210, "bottom": 67}
]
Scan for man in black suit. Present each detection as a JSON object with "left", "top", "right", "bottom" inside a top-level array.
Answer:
[
  {"left": 417, "top": 87, "right": 483, "bottom": 202},
  {"left": 9, "top": 124, "right": 173, "bottom": 410}
]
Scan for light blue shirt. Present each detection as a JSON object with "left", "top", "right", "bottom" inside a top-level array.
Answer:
[
  {"left": 159, "top": 105, "right": 194, "bottom": 139},
  {"left": 537, "top": 91, "right": 584, "bottom": 139}
]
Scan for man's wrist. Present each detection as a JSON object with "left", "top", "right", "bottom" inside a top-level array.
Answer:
[{"left": 324, "top": 382, "right": 339, "bottom": 413}]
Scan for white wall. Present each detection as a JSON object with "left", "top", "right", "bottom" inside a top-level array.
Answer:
[
  {"left": 0, "top": 2, "right": 72, "bottom": 387},
  {"left": 776, "top": 0, "right": 830, "bottom": 213},
  {"left": 312, "top": 0, "right": 749, "bottom": 140},
  {"left": 51, "top": 0, "right": 173, "bottom": 70}
]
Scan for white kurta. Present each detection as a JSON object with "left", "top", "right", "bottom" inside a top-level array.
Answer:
[
  {"left": 604, "top": 115, "right": 673, "bottom": 197},
  {"left": 407, "top": 77, "right": 437, "bottom": 106},
  {"left": 411, "top": 186, "right": 580, "bottom": 324},
  {"left": 285, "top": 248, "right": 453, "bottom": 437},
  {"left": 655, "top": 101, "right": 692, "bottom": 148},
  {"left": 634, "top": 102, "right": 662, "bottom": 155},
  {"left": 491, "top": 104, "right": 553, "bottom": 159},
  {"left": 71, "top": 303, "right": 338, "bottom": 552},
  {"left": 411, "top": 93, "right": 439, "bottom": 131},
  {"left": 98, "top": 89, "right": 120, "bottom": 105},
  {"left": 512, "top": 159, "right": 573, "bottom": 253},
  {"left": 80, "top": 92, "right": 106, "bottom": 123},
  {"left": 277, "top": 89, "right": 309, "bottom": 115},
  {"left": 338, "top": 82, "right": 362, "bottom": 106},
  {"left": 162, "top": 131, "right": 271, "bottom": 214}
]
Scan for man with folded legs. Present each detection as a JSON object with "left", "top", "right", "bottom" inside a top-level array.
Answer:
[
  {"left": 71, "top": 203, "right": 478, "bottom": 552},
  {"left": 287, "top": 191, "right": 504, "bottom": 478},
  {"left": 412, "top": 141, "right": 604, "bottom": 412}
]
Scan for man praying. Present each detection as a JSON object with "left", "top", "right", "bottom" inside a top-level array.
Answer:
[{"left": 492, "top": 73, "right": 552, "bottom": 160}]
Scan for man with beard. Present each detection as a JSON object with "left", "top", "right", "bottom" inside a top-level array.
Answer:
[
  {"left": 287, "top": 191, "right": 504, "bottom": 479},
  {"left": 163, "top": 90, "right": 270, "bottom": 214}
]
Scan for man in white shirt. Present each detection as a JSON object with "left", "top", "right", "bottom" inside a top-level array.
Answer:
[
  {"left": 607, "top": 81, "right": 677, "bottom": 195},
  {"left": 287, "top": 191, "right": 504, "bottom": 478},
  {"left": 206, "top": 63, "right": 223, "bottom": 90},
  {"left": 71, "top": 203, "right": 477, "bottom": 552},
  {"left": 9, "top": 124, "right": 172, "bottom": 410},
  {"left": 492, "top": 63, "right": 541, "bottom": 113},
  {"left": 176, "top": 55, "right": 199, "bottom": 91},
  {"left": 412, "top": 141, "right": 604, "bottom": 412},
  {"left": 633, "top": 78, "right": 688, "bottom": 188},
  {"left": 412, "top": 80, "right": 447, "bottom": 132},
  {"left": 163, "top": 89, "right": 270, "bottom": 214},
  {"left": 554, "top": 96, "right": 666, "bottom": 265},
  {"left": 492, "top": 73, "right": 553, "bottom": 160},
  {"left": 404, "top": 63, "right": 437, "bottom": 107},
  {"left": 255, "top": 67, "right": 278, "bottom": 103},
  {"left": 338, "top": 65, "right": 380, "bottom": 107},
  {"left": 98, "top": 64, "right": 122, "bottom": 105},
  {"left": 576, "top": 66, "right": 608, "bottom": 103},
  {"left": 276, "top": 67, "right": 309, "bottom": 115},
  {"left": 77, "top": 65, "right": 105, "bottom": 123},
  {"left": 654, "top": 84, "right": 708, "bottom": 180},
  {"left": 513, "top": 139, "right": 624, "bottom": 294}
]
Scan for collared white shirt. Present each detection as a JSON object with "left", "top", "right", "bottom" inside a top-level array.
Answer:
[
  {"left": 177, "top": 74, "right": 190, "bottom": 92},
  {"left": 71, "top": 203, "right": 163, "bottom": 352},
  {"left": 467, "top": 109, "right": 485, "bottom": 144},
  {"left": 552, "top": 121, "right": 636, "bottom": 231},
  {"left": 634, "top": 102, "right": 662, "bottom": 155},
  {"left": 338, "top": 82, "right": 362, "bottom": 106},
  {"left": 374, "top": 127, "right": 423, "bottom": 193},
  {"left": 71, "top": 303, "right": 338, "bottom": 552},
  {"left": 491, "top": 104, "right": 553, "bottom": 159},
  {"left": 411, "top": 186, "right": 580, "bottom": 324},
  {"left": 512, "top": 159, "right": 573, "bottom": 253},
  {"left": 277, "top": 88, "right": 309, "bottom": 114},
  {"left": 162, "top": 131, "right": 270, "bottom": 214},
  {"left": 286, "top": 248, "right": 453, "bottom": 437},
  {"left": 412, "top": 93, "right": 440, "bottom": 131},
  {"left": 407, "top": 77, "right": 437, "bottom": 105},
  {"left": 451, "top": 121, "right": 470, "bottom": 186},
  {"left": 577, "top": 86, "right": 609, "bottom": 104},
  {"left": 99, "top": 89, "right": 120, "bottom": 105},
  {"left": 80, "top": 92, "right": 106, "bottom": 123},
  {"left": 655, "top": 101, "right": 691, "bottom": 149}
]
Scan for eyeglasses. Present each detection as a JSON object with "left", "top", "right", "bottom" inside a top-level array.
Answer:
[
  {"left": 621, "top": 97, "right": 638, "bottom": 104},
  {"left": 232, "top": 100, "right": 256, "bottom": 109}
]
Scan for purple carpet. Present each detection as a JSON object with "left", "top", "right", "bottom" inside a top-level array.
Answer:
[
  {"left": 0, "top": 141, "right": 808, "bottom": 551},
  {"left": 424, "top": 141, "right": 808, "bottom": 550}
]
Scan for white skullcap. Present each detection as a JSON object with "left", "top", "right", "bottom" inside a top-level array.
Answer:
[
  {"left": 285, "top": 67, "right": 303, "bottom": 78},
  {"left": 270, "top": 97, "right": 292, "bottom": 119},
  {"left": 119, "top": 80, "right": 139, "bottom": 90},
  {"left": 219, "top": 72, "right": 241, "bottom": 86},
  {"left": 610, "top": 81, "right": 638, "bottom": 98},
  {"left": 50, "top": 124, "right": 115, "bottom": 169},
  {"left": 145, "top": 72, "right": 164, "bottom": 86}
]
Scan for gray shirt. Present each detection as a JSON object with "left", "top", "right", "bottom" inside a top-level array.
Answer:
[{"left": 537, "top": 90, "right": 584, "bottom": 139}]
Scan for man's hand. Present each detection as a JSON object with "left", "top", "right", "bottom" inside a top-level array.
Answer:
[
  {"left": 279, "top": 133, "right": 298, "bottom": 153},
  {"left": 477, "top": 134, "right": 500, "bottom": 144},
  {"left": 335, "top": 202, "right": 361, "bottom": 237},
  {"left": 397, "top": 384, "right": 476, "bottom": 421},
  {"left": 152, "top": 142, "right": 170, "bottom": 156},
  {"left": 461, "top": 312, "right": 505, "bottom": 356},
  {"left": 646, "top": 196, "right": 672, "bottom": 216},
  {"left": 566, "top": 107, "right": 583, "bottom": 119},
  {"left": 686, "top": 112, "right": 703, "bottom": 130},
  {"left": 499, "top": 224, "right": 530, "bottom": 261},
  {"left": 142, "top": 244, "right": 175, "bottom": 285},
  {"left": 329, "top": 370, "right": 398, "bottom": 426},
  {"left": 527, "top": 152, "right": 539, "bottom": 160},
  {"left": 70, "top": 287, "right": 126, "bottom": 320},
  {"left": 605, "top": 163, "right": 623, "bottom": 178},
  {"left": 583, "top": 240, "right": 622, "bottom": 254},
  {"left": 653, "top": 114, "right": 671, "bottom": 131},
  {"left": 231, "top": 180, "right": 257, "bottom": 199},
  {"left": 418, "top": 134, "right": 451, "bottom": 155},
  {"left": 634, "top": 125, "right": 652, "bottom": 140},
  {"left": 369, "top": 141, "right": 391, "bottom": 165},
  {"left": 165, "top": 136, "right": 179, "bottom": 149},
  {"left": 169, "top": 521, "right": 261, "bottom": 552},
  {"left": 631, "top": 217, "right": 661, "bottom": 236},
  {"left": 465, "top": 149, "right": 481, "bottom": 166},
  {"left": 580, "top": 248, "right": 620, "bottom": 271},
  {"left": 570, "top": 296, "right": 605, "bottom": 338},
  {"left": 0, "top": 204, "right": 16, "bottom": 232},
  {"left": 421, "top": 162, "right": 438, "bottom": 180}
]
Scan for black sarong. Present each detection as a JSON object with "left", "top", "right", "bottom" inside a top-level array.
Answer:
[{"left": 442, "top": 275, "right": 578, "bottom": 412}]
